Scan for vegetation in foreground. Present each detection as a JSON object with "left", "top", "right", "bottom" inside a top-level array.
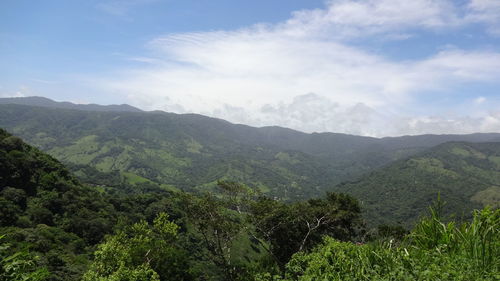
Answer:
[
  {"left": 272, "top": 202, "right": 499, "bottom": 281},
  {"left": 0, "top": 127, "right": 499, "bottom": 280}
]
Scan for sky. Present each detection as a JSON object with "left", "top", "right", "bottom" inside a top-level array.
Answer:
[{"left": 1, "top": 0, "right": 500, "bottom": 137}]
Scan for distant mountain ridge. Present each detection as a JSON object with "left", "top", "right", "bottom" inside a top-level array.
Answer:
[
  {"left": 1, "top": 97, "right": 500, "bottom": 211},
  {"left": 0, "top": 96, "right": 142, "bottom": 112}
]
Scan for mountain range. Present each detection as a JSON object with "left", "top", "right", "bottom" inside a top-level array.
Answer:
[
  {"left": 0, "top": 96, "right": 499, "bottom": 224},
  {"left": 0, "top": 96, "right": 142, "bottom": 112}
]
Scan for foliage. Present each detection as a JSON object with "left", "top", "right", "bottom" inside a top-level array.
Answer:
[
  {"left": 82, "top": 212, "right": 191, "bottom": 281},
  {"left": 275, "top": 205, "right": 500, "bottom": 281},
  {"left": 181, "top": 189, "right": 247, "bottom": 280},
  {"left": 249, "top": 192, "right": 363, "bottom": 270},
  {"left": 0, "top": 128, "right": 118, "bottom": 279},
  {"left": 2, "top": 126, "right": 499, "bottom": 281},
  {"left": 0, "top": 235, "right": 50, "bottom": 281},
  {"left": 0, "top": 129, "right": 257, "bottom": 280}
]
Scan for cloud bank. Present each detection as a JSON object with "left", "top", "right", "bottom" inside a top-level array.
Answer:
[{"left": 97, "top": 0, "right": 500, "bottom": 137}]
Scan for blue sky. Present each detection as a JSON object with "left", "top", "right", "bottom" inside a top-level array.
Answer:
[
  {"left": 2, "top": 0, "right": 500, "bottom": 136},
  {"left": 0, "top": 0, "right": 324, "bottom": 98}
]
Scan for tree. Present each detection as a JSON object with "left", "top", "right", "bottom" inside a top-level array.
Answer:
[
  {"left": 1, "top": 187, "right": 27, "bottom": 209},
  {"left": 82, "top": 212, "right": 192, "bottom": 281},
  {"left": 181, "top": 190, "right": 246, "bottom": 281},
  {"left": 250, "top": 193, "right": 363, "bottom": 270},
  {"left": 0, "top": 197, "right": 20, "bottom": 226}
]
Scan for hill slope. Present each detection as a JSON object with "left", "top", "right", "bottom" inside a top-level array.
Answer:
[
  {"left": 0, "top": 104, "right": 337, "bottom": 198},
  {"left": 0, "top": 128, "right": 120, "bottom": 279},
  {"left": 334, "top": 142, "right": 500, "bottom": 227},
  {"left": 1, "top": 99, "right": 500, "bottom": 199}
]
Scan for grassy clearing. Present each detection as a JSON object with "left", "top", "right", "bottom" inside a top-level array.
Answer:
[{"left": 122, "top": 172, "right": 153, "bottom": 184}]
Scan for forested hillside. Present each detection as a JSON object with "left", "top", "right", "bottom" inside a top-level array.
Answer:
[
  {"left": 335, "top": 142, "right": 500, "bottom": 227},
  {"left": 0, "top": 129, "right": 365, "bottom": 280},
  {"left": 2, "top": 99, "right": 500, "bottom": 201},
  {"left": 0, "top": 104, "right": 334, "bottom": 199},
  {"left": 0, "top": 128, "right": 119, "bottom": 279}
]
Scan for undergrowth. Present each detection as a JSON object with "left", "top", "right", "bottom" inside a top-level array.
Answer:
[{"left": 265, "top": 202, "right": 499, "bottom": 281}]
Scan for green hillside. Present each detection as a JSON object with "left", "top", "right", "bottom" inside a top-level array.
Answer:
[
  {"left": 0, "top": 127, "right": 497, "bottom": 280},
  {"left": 0, "top": 128, "right": 120, "bottom": 279},
  {"left": 334, "top": 142, "right": 500, "bottom": 227},
  {"left": 0, "top": 104, "right": 335, "bottom": 199},
  {"left": 2, "top": 101, "right": 500, "bottom": 200},
  {"left": 0, "top": 128, "right": 364, "bottom": 280}
]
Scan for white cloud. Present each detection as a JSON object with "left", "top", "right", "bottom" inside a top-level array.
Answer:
[
  {"left": 282, "top": 0, "right": 461, "bottom": 39},
  {"left": 404, "top": 112, "right": 500, "bottom": 135},
  {"left": 256, "top": 94, "right": 391, "bottom": 136},
  {"left": 127, "top": 57, "right": 164, "bottom": 64},
  {"left": 93, "top": 0, "right": 500, "bottom": 136},
  {"left": 467, "top": 0, "right": 500, "bottom": 34},
  {"left": 415, "top": 49, "right": 500, "bottom": 81},
  {"left": 474, "top": 96, "right": 486, "bottom": 104},
  {"left": 2, "top": 86, "right": 34, "bottom": 98}
]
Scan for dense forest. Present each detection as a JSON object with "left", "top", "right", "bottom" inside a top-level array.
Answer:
[{"left": 1, "top": 128, "right": 499, "bottom": 280}]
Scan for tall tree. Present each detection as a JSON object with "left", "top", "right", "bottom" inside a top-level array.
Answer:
[
  {"left": 182, "top": 190, "right": 246, "bottom": 281},
  {"left": 249, "top": 193, "right": 363, "bottom": 269}
]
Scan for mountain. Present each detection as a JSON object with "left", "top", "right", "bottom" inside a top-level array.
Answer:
[
  {"left": 334, "top": 141, "right": 500, "bottom": 227},
  {"left": 0, "top": 104, "right": 340, "bottom": 199},
  {"left": 0, "top": 96, "right": 142, "bottom": 112},
  {"left": 1, "top": 98, "right": 500, "bottom": 200}
]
